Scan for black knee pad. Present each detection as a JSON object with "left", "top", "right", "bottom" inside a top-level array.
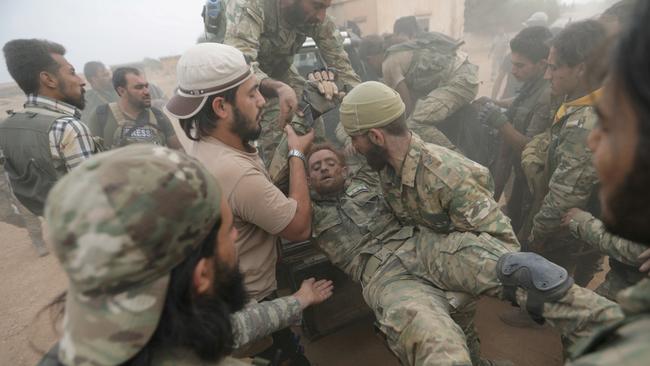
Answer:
[{"left": 496, "top": 252, "right": 574, "bottom": 324}]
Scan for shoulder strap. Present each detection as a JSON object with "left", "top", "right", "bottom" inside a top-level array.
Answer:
[
  {"left": 108, "top": 102, "right": 127, "bottom": 126},
  {"left": 150, "top": 107, "right": 167, "bottom": 128},
  {"left": 95, "top": 104, "right": 110, "bottom": 130}
]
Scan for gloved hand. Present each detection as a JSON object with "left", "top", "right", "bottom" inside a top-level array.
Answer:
[
  {"left": 472, "top": 96, "right": 493, "bottom": 106},
  {"left": 307, "top": 68, "right": 345, "bottom": 101},
  {"left": 478, "top": 101, "right": 508, "bottom": 128}
]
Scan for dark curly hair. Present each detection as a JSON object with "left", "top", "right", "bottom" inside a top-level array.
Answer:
[
  {"left": 3, "top": 39, "right": 66, "bottom": 95},
  {"left": 552, "top": 20, "right": 607, "bottom": 67},
  {"left": 510, "top": 26, "right": 553, "bottom": 63}
]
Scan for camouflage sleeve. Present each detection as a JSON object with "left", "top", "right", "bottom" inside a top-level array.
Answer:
[
  {"left": 532, "top": 126, "right": 598, "bottom": 242},
  {"left": 223, "top": 0, "right": 269, "bottom": 81},
  {"left": 231, "top": 296, "right": 302, "bottom": 349},
  {"left": 438, "top": 161, "right": 520, "bottom": 248},
  {"left": 410, "top": 58, "right": 479, "bottom": 125},
  {"left": 569, "top": 210, "right": 646, "bottom": 266},
  {"left": 313, "top": 16, "right": 361, "bottom": 89}
]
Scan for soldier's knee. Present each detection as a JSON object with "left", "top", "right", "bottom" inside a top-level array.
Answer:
[{"left": 496, "top": 252, "right": 574, "bottom": 323}]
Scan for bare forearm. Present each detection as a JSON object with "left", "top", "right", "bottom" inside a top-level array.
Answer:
[
  {"left": 395, "top": 82, "right": 414, "bottom": 118},
  {"left": 287, "top": 156, "right": 312, "bottom": 239}
]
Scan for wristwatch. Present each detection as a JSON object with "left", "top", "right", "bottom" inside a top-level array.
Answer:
[{"left": 288, "top": 149, "right": 306, "bottom": 162}]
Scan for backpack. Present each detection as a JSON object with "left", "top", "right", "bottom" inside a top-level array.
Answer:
[
  {"left": 387, "top": 32, "right": 464, "bottom": 97},
  {"left": 96, "top": 103, "right": 167, "bottom": 149}
]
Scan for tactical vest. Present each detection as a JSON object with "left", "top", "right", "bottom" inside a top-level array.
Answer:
[
  {"left": 386, "top": 32, "right": 463, "bottom": 98},
  {"left": 100, "top": 103, "right": 166, "bottom": 149},
  {"left": 0, "top": 107, "right": 67, "bottom": 216}
]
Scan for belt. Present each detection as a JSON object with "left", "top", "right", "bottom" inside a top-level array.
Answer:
[{"left": 360, "top": 240, "right": 403, "bottom": 285}]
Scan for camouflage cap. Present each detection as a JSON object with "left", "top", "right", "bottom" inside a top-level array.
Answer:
[
  {"left": 44, "top": 144, "right": 222, "bottom": 365},
  {"left": 339, "top": 81, "right": 405, "bottom": 136}
]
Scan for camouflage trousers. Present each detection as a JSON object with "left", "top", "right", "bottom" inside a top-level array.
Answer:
[
  {"left": 0, "top": 168, "right": 47, "bottom": 256},
  {"left": 362, "top": 250, "right": 482, "bottom": 366},
  {"left": 410, "top": 229, "right": 623, "bottom": 349},
  {"left": 260, "top": 97, "right": 326, "bottom": 189}
]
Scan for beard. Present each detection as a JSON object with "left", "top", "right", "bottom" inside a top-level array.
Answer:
[
  {"left": 160, "top": 257, "right": 248, "bottom": 361},
  {"left": 59, "top": 78, "right": 85, "bottom": 110},
  {"left": 231, "top": 106, "right": 262, "bottom": 143},
  {"left": 206, "top": 257, "right": 248, "bottom": 313},
  {"left": 364, "top": 143, "right": 389, "bottom": 171},
  {"left": 602, "top": 162, "right": 650, "bottom": 245},
  {"left": 128, "top": 93, "right": 151, "bottom": 110}
]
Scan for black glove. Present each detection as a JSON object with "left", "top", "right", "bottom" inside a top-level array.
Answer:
[{"left": 478, "top": 101, "right": 508, "bottom": 128}]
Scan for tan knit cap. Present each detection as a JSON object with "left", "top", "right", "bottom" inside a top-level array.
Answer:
[{"left": 339, "top": 81, "right": 406, "bottom": 136}]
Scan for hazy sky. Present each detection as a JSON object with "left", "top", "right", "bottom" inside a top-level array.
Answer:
[
  {"left": 0, "top": 0, "right": 603, "bottom": 83},
  {"left": 0, "top": 0, "right": 206, "bottom": 83}
]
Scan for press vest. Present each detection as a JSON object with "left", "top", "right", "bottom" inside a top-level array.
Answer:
[{"left": 97, "top": 103, "right": 166, "bottom": 149}]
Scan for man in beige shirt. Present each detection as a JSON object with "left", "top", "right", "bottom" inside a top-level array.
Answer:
[{"left": 166, "top": 42, "right": 329, "bottom": 364}]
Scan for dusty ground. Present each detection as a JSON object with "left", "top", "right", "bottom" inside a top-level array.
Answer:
[{"left": 0, "top": 223, "right": 65, "bottom": 365}]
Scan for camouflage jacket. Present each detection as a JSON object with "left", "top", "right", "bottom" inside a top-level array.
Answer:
[
  {"left": 223, "top": 0, "right": 360, "bottom": 94},
  {"left": 231, "top": 296, "right": 302, "bottom": 349},
  {"left": 35, "top": 298, "right": 298, "bottom": 366},
  {"left": 568, "top": 278, "right": 650, "bottom": 365},
  {"left": 531, "top": 98, "right": 600, "bottom": 242},
  {"left": 568, "top": 210, "right": 646, "bottom": 268},
  {"left": 379, "top": 133, "right": 519, "bottom": 248},
  {"left": 385, "top": 33, "right": 479, "bottom": 125},
  {"left": 311, "top": 173, "right": 415, "bottom": 282}
]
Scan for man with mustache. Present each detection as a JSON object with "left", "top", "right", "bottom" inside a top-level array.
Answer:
[
  {"left": 338, "top": 81, "right": 624, "bottom": 363},
  {"left": 86, "top": 67, "right": 183, "bottom": 150},
  {"left": 0, "top": 39, "right": 98, "bottom": 216},
  {"left": 167, "top": 43, "right": 331, "bottom": 365},
  {"left": 222, "top": 0, "right": 361, "bottom": 167}
]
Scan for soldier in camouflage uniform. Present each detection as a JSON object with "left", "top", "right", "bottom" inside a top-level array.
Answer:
[
  {"left": 222, "top": 0, "right": 361, "bottom": 172},
  {"left": 338, "top": 81, "right": 624, "bottom": 361},
  {"left": 562, "top": 208, "right": 647, "bottom": 301},
  {"left": 567, "top": 2, "right": 650, "bottom": 363},
  {"left": 381, "top": 29, "right": 478, "bottom": 152},
  {"left": 308, "top": 145, "right": 500, "bottom": 366},
  {"left": 38, "top": 145, "right": 332, "bottom": 365},
  {"left": 522, "top": 21, "right": 608, "bottom": 288}
]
